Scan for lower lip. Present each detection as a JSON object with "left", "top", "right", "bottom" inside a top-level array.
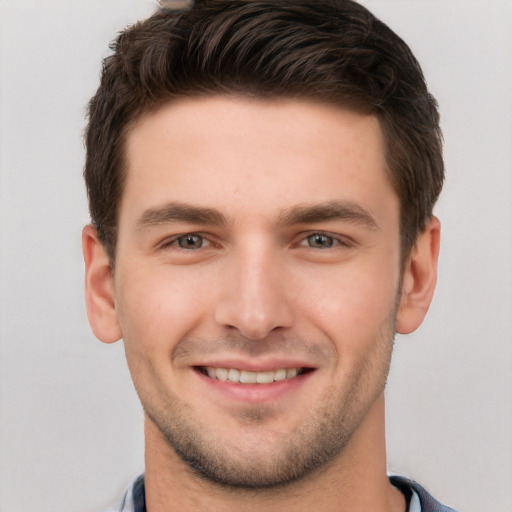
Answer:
[{"left": 194, "top": 369, "right": 314, "bottom": 404}]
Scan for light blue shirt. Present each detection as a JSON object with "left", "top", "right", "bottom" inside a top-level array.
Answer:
[{"left": 105, "top": 473, "right": 425, "bottom": 511}]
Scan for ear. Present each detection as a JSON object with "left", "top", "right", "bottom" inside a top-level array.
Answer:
[
  {"left": 82, "top": 225, "right": 122, "bottom": 343},
  {"left": 396, "top": 216, "right": 441, "bottom": 334}
]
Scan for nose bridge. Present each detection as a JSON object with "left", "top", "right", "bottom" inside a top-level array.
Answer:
[{"left": 214, "top": 235, "right": 293, "bottom": 339}]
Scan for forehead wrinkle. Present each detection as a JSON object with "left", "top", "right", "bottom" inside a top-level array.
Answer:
[
  {"left": 136, "top": 201, "right": 229, "bottom": 230},
  {"left": 277, "top": 200, "right": 380, "bottom": 231}
]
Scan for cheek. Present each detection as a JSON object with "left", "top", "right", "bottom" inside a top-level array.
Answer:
[
  {"left": 114, "top": 265, "right": 215, "bottom": 353},
  {"left": 294, "top": 261, "right": 399, "bottom": 351}
]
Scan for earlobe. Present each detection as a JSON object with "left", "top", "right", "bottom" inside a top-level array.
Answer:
[
  {"left": 396, "top": 216, "right": 441, "bottom": 334},
  {"left": 82, "top": 225, "right": 122, "bottom": 343}
]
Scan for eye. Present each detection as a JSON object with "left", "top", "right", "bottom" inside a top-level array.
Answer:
[
  {"left": 165, "top": 234, "right": 209, "bottom": 250},
  {"left": 304, "top": 232, "right": 337, "bottom": 249}
]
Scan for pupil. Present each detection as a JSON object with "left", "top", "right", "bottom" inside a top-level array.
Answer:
[
  {"left": 310, "top": 234, "right": 332, "bottom": 248},
  {"left": 179, "top": 235, "right": 201, "bottom": 249}
]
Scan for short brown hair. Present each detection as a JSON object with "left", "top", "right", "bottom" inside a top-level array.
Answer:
[{"left": 85, "top": 0, "right": 444, "bottom": 261}]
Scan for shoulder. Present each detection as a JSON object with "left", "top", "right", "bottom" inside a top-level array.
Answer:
[{"left": 390, "top": 475, "right": 459, "bottom": 512}]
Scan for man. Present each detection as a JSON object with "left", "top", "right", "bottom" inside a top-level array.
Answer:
[{"left": 82, "top": 0, "right": 456, "bottom": 510}]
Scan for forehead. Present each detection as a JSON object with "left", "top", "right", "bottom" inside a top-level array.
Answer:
[{"left": 120, "top": 96, "right": 397, "bottom": 227}]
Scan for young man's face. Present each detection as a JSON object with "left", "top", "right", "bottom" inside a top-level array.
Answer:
[{"left": 88, "top": 96, "right": 419, "bottom": 487}]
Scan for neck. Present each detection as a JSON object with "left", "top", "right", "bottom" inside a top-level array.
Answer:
[{"left": 144, "top": 394, "right": 405, "bottom": 512}]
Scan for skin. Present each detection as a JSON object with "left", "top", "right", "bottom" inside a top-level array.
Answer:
[{"left": 83, "top": 96, "right": 440, "bottom": 512}]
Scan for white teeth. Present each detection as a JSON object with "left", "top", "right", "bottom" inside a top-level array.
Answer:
[
  {"left": 274, "top": 369, "right": 287, "bottom": 382},
  {"left": 286, "top": 368, "right": 298, "bottom": 378},
  {"left": 203, "top": 367, "right": 304, "bottom": 384},
  {"left": 215, "top": 368, "right": 228, "bottom": 381},
  {"left": 240, "top": 370, "right": 257, "bottom": 384},
  {"left": 256, "top": 371, "right": 274, "bottom": 384},
  {"left": 228, "top": 368, "right": 240, "bottom": 382}
]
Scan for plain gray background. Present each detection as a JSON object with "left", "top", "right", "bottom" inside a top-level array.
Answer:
[{"left": 1, "top": 1, "right": 511, "bottom": 511}]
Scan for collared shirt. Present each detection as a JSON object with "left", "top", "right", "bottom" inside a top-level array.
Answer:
[
  {"left": 410, "top": 488, "right": 422, "bottom": 512},
  {"left": 105, "top": 473, "right": 427, "bottom": 512},
  {"left": 105, "top": 474, "right": 145, "bottom": 512}
]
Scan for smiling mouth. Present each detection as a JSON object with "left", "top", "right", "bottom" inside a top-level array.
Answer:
[{"left": 198, "top": 367, "right": 312, "bottom": 384}]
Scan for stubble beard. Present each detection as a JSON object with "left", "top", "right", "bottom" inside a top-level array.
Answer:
[{"left": 140, "top": 314, "right": 396, "bottom": 492}]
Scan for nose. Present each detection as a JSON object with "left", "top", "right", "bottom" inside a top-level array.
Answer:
[{"left": 214, "top": 242, "right": 294, "bottom": 340}]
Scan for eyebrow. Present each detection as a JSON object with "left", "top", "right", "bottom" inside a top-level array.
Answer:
[
  {"left": 136, "top": 202, "right": 228, "bottom": 229},
  {"left": 278, "top": 201, "right": 379, "bottom": 231},
  {"left": 136, "top": 200, "right": 379, "bottom": 231}
]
